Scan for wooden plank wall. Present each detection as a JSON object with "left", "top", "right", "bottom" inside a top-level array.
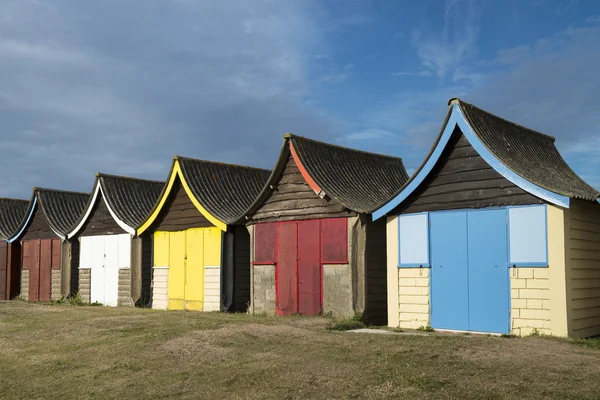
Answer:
[
  {"left": 251, "top": 156, "right": 354, "bottom": 223},
  {"left": 234, "top": 225, "right": 251, "bottom": 312},
  {"left": 79, "top": 196, "right": 127, "bottom": 236},
  {"left": 154, "top": 179, "right": 213, "bottom": 231},
  {"left": 364, "top": 217, "right": 388, "bottom": 325},
  {"left": 22, "top": 207, "right": 57, "bottom": 240},
  {"left": 566, "top": 199, "right": 600, "bottom": 338},
  {"left": 0, "top": 242, "right": 7, "bottom": 300},
  {"left": 400, "top": 130, "right": 543, "bottom": 214},
  {"left": 9, "top": 242, "right": 21, "bottom": 299}
]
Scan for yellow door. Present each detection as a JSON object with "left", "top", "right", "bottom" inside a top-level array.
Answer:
[
  {"left": 167, "top": 231, "right": 186, "bottom": 310},
  {"left": 203, "top": 227, "right": 221, "bottom": 267},
  {"left": 185, "top": 228, "right": 204, "bottom": 311}
]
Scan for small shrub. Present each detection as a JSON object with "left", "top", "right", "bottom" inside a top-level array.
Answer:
[
  {"left": 52, "top": 292, "right": 101, "bottom": 307},
  {"left": 501, "top": 334, "right": 517, "bottom": 338},
  {"left": 323, "top": 311, "right": 334, "bottom": 318},
  {"left": 328, "top": 312, "right": 365, "bottom": 331},
  {"left": 528, "top": 328, "right": 540, "bottom": 337},
  {"left": 12, "top": 295, "right": 25, "bottom": 302},
  {"left": 417, "top": 325, "right": 435, "bottom": 332}
]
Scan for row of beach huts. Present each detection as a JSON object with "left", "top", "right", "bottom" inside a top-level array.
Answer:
[{"left": 1, "top": 98, "right": 599, "bottom": 338}]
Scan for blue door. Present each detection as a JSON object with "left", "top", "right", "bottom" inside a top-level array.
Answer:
[
  {"left": 430, "top": 211, "right": 469, "bottom": 331},
  {"left": 467, "top": 209, "right": 510, "bottom": 333}
]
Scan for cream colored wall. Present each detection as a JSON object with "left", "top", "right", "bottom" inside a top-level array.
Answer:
[
  {"left": 51, "top": 270, "right": 61, "bottom": 301},
  {"left": 510, "top": 268, "right": 551, "bottom": 336},
  {"left": 20, "top": 269, "right": 29, "bottom": 301},
  {"left": 387, "top": 215, "right": 431, "bottom": 329},
  {"left": 152, "top": 267, "right": 168, "bottom": 310},
  {"left": 203, "top": 266, "right": 221, "bottom": 311},
  {"left": 565, "top": 199, "right": 600, "bottom": 338}
]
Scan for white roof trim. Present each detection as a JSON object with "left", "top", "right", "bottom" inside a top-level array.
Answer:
[
  {"left": 8, "top": 197, "right": 65, "bottom": 242},
  {"left": 67, "top": 182, "right": 135, "bottom": 238}
]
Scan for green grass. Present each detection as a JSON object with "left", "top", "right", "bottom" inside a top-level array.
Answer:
[{"left": 1, "top": 302, "right": 600, "bottom": 399}]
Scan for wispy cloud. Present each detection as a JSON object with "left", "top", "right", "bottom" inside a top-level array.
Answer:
[{"left": 410, "top": 0, "right": 483, "bottom": 81}]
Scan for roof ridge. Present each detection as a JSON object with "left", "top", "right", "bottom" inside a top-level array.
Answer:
[
  {"left": 33, "top": 187, "right": 90, "bottom": 196},
  {"left": 286, "top": 133, "right": 404, "bottom": 161},
  {"left": 0, "top": 197, "right": 29, "bottom": 202},
  {"left": 96, "top": 172, "right": 165, "bottom": 184},
  {"left": 451, "top": 98, "right": 556, "bottom": 142},
  {"left": 174, "top": 155, "right": 271, "bottom": 172}
]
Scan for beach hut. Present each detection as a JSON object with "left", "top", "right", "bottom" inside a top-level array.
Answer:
[
  {"left": 0, "top": 198, "right": 29, "bottom": 300},
  {"left": 66, "top": 174, "right": 164, "bottom": 306},
  {"left": 137, "top": 156, "right": 270, "bottom": 312},
  {"left": 373, "top": 98, "right": 600, "bottom": 337},
  {"left": 236, "top": 133, "right": 408, "bottom": 324},
  {"left": 8, "top": 188, "right": 89, "bottom": 302}
]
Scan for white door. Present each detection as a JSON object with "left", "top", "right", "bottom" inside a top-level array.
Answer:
[
  {"left": 103, "top": 235, "right": 120, "bottom": 306},
  {"left": 89, "top": 236, "right": 106, "bottom": 304}
]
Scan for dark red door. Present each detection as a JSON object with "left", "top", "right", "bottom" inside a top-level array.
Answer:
[
  {"left": 0, "top": 242, "right": 7, "bottom": 300},
  {"left": 276, "top": 223, "right": 298, "bottom": 315},
  {"left": 25, "top": 240, "right": 41, "bottom": 301},
  {"left": 39, "top": 240, "right": 53, "bottom": 302},
  {"left": 297, "top": 221, "right": 321, "bottom": 315}
]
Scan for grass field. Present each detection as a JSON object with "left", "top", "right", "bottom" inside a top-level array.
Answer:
[{"left": 1, "top": 302, "right": 600, "bottom": 399}]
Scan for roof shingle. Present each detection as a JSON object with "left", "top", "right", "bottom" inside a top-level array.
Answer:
[
  {"left": 0, "top": 198, "right": 29, "bottom": 240},
  {"left": 97, "top": 173, "right": 165, "bottom": 229},
  {"left": 455, "top": 99, "right": 600, "bottom": 201},
  {"left": 176, "top": 157, "right": 271, "bottom": 225},
  {"left": 35, "top": 188, "right": 89, "bottom": 236}
]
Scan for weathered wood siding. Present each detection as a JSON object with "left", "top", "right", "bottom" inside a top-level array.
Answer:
[
  {"left": 400, "top": 130, "right": 543, "bottom": 214},
  {"left": 78, "top": 196, "right": 127, "bottom": 236},
  {"left": 8, "top": 242, "right": 21, "bottom": 299},
  {"left": 22, "top": 206, "right": 57, "bottom": 240},
  {"left": 131, "top": 234, "right": 152, "bottom": 306},
  {"left": 566, "top": 199, "right": 600, "bottom": 338},
  {"left": 364, "top": 217, "right": 387, "bottom": 325},
  {"left": 61, "top": 240, "right": 79, "bottom": 297},
  {"left": 234, "top": 225, "right": 251, "bottom": 312},
  {"left": 154, "top": 179, "right": 213, "bottom": 231},
  {"left": 251, "top": 156, "right": 354, "bottom": 223}
]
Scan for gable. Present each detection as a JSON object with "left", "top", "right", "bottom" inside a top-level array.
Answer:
[
  {"left": 78, "top": 194, "right": 127, "bottom": 237},
  {"left": 153, "top": 178, "right": 214, "bottom": 232},
  {"left": 399, "top": 129, "right": 543, "bottom": 214},
  {"left": 250, "top": 155, "right": 353, "bottom": 223},
  {"left": 22, "top": 206, "right": 57, "bottom": 240}
]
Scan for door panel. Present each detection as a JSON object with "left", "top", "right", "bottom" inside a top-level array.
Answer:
[
  {"left": 0, "top": 242, "right": 7, "bottom": 300},
  {"left": 467, "top": 210, "right": 509, "bottom": 333},
  {"left": 39, "top": 239, "right": 52, "bottom": 302},
  {"left": 430, "top": 212, "right": 469, "bottom": 331},
  {"left": 153, "top": 232, "right": 170, "bottom": 267},
  {"left": 28, "top": 241, "right": 41, "bottom": 302},
  {"left": 51, "top": 239, "right": 61, "bottom": 270},
  {"left": 90, "top": 236, "right": 105, "bottom": 304},
  {"left": 104, "top": 235, "right": 120, "bottom": 306},
  {"left": 276, "top": 223, "right": 298, "bottom": 316},
  {"left": 298, "top": 220, "right": 321, "bottom": 316},
  {"left": 185, "top": 228, "right": 204, "bottom": 311},
  {"left": 167, "top": 231, "right": 186, "bottom": 310}
]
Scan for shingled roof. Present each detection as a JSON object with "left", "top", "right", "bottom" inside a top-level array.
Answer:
[
  {"left": 34, "top": 188, "right": 90, "bottom": 236},
  {"left": 454, "top": 99, "right": 600, "bottom": 201},
  {"left": 175, "top": 157, "right": 271, "bottom": 225},
  {"left": 239, "top": 133, "right": 409, "bottom": 220},
  {"left": 70, "top": 173, "right": 165, "bottom": 235},
  {"left": 0, "top": 198, "right": 29, "bottom": 240}
]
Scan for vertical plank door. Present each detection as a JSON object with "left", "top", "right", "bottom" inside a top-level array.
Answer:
[
  {"left": 430, "top": 211, "right": 469, "bottom": 331},
  {"left": 167, "top": 231, "right": 186, "bottom": 310},
  {"left": 27, "top": 240, "right": 41, "bottom": 302},
  {"left": 276, "top": 222, "right": 298, "bottom": 315},
  {"left": 103, "top": 235, "right": 120, "bottom": 306},
  {"left": 467, "top": 209, "right": 510, "bottom": 334},
  {"left": 297, "top": 220, "right": 321, "bottom": 316},
  {"left": 90, "top": 236, "right": 106, "bottom": 304},
  {"left": 185, "top": 228, "right": 204, "bottom": 311},
  {"left": 38, "top": 239, "right": 53, "bottom": 302},
  {"left": 0, "top": 242, "right": 7, "bottom": 300}
]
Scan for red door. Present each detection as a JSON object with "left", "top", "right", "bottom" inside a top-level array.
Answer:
[
  {"left": 297, "top": 221, "right": 320, "bottom": 315},
  {"left": 276, "top": 223, "right": 298, "bottom": 315},
  {"left": 23, "top": 239, "right": 60, "bottom": 301},
  {"left": 0, "top": 242, "right": 7, "bottom": 300}
]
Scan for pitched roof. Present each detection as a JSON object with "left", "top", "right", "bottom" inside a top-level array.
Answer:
[
  {"left": 34, "top": 188, "right": 90, "bottom": 236},
  {"left": 175, "top": 157, "right": 271, "bottom": 225},
  {"left": 456, "top": 99, "right": 599, "bottom": 201},
  {"left": 239, "top": 133, "right": 409, "bottom": 220},
  {"left": 0, "top": 198, "right": 29, "bottom": 240}
]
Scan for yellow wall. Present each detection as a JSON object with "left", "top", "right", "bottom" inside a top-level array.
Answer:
[
  {"left": 565, "top": 199, "right": 600, "bottom": 338},
  {"left": 386, "top": 216, "right": 399, "bottom": 327},
  {"left": 153, "top": 227, "right": 221, "bottom": 311},
  {"left": 510, "top": 268, "right": 551, "bottom": 336}
]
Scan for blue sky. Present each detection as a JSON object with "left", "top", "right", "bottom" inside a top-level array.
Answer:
[{"left": 1, "top": 0, "right": 599, "bottom": 197}]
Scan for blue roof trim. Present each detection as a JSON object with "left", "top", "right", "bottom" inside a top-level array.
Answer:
[
  {"left": 372, "top": 104, "right": 570, "bottom": 220},
  {"left": 8, "top": 197, "right": 37, "bottom": 243}
]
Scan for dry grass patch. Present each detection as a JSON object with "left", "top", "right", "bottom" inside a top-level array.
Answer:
[{"left": 0, "top": 302, "right": 599, "bottom": 399}]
